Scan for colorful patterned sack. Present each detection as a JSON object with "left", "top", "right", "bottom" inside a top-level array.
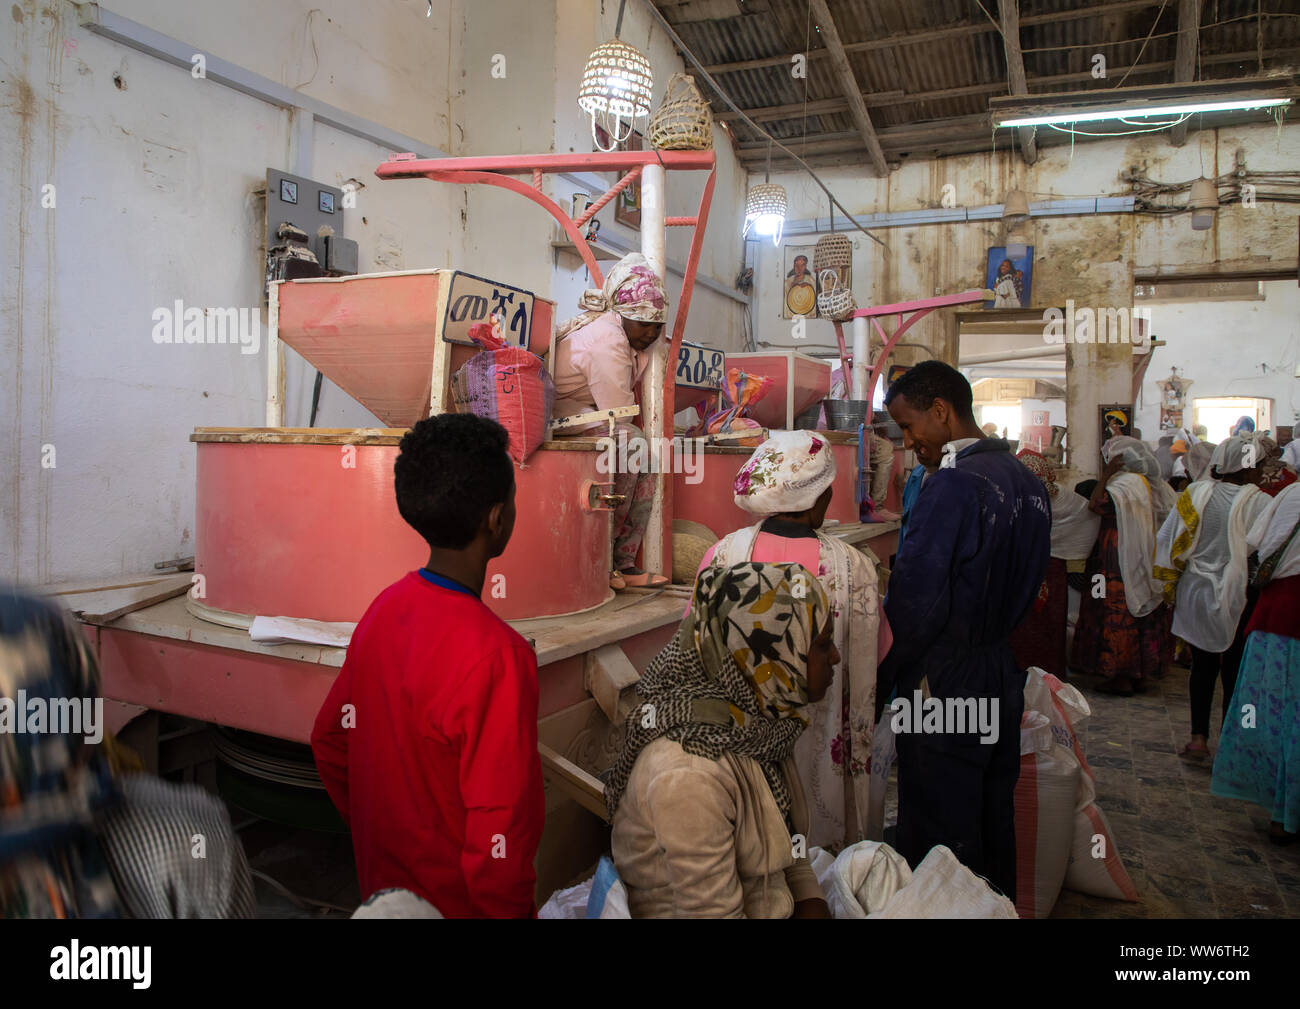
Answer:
[
  {"left": 451, "top": 315, "right": 555, "bottom": 465},
  {"left": 687, "top": 367, "right": 772, "bottom": 446}
]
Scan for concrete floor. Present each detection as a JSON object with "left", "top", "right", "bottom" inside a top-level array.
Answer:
[{"left": 1051, "top": 660, "right": 1300, "bottom": 918}]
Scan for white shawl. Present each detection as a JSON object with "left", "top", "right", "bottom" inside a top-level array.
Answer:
[
  {"left": 1050, "top": 489, "right": 1101, "bottom": 561},
  {"left": 1247, "top": 482, "right": 1300, "bottom": 583},
  {"left": 1155, "top": 482, "right": 1266, "bottom": 652},
  {"left": 710, "top": 522, "right": 880, "bottom": 850},
  {"left": 1106, "top": 472, "right": 1164, "bottom": 618}
]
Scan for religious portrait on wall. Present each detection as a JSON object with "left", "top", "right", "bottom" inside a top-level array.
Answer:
[
  {"left": 1156, "top": 367, "right": 1192, "bottom": 431},
  {"left": 1100, "top": 404, "right": 1133, "bottom": 452},
  {"left": 984, "top": 246, "right": 1033, "bottom": 308}
]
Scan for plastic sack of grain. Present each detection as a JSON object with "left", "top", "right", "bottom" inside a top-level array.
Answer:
[
  {"left": 869, "top": 845, "right": 1017, "bottom": 919},
  {"left": 1064, "top": 801, "right": 1139, "bottom": 902},
  {"left": 1024, "top": 667, "right": 1093, "bottom": 784},
  {"left": 1014, "top": 710, "right": 1081, "bottom": 919},
  {"left": 1023, "top": 670, "right": 1138, "bottom": 902},
  {"left": 812, "top": 840, "right": 912, "bottom": 919},
  {"left": 451, "top": 315, "right": 555, "bottom": 465}
]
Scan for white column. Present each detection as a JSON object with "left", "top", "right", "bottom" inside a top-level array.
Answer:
[
  {"left": 851, "top": 315, "right": 870, "bottom": 401},
  {"left": 640, "top": 162, "right": 667, "bottom": 575}
]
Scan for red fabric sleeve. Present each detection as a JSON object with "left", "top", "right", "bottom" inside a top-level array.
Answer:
[
  {"left": 441, "top": 642, "right": 545, "bottom": 918},
  {"left": 311, "top": 663, "right": 354, "bottom": 826}
]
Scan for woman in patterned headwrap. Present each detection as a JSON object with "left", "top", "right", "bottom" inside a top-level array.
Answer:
[
  {"left": 693, "top": 430, "right": 885, "bottom": 849},
  {"left": 552, "top": 253, "right": 670, "bottom": 588},
  {"left": 608, "top": 562, "right": 837, "bottom": 918}
]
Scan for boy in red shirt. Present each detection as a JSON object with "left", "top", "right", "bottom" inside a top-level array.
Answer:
[{"left": 311, "top": 414, "right": 545, "bottom": 917}]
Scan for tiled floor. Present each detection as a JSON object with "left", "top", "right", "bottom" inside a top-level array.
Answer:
[{"left": 1051, "top": 661, "right": 1300, "bottom": 918}]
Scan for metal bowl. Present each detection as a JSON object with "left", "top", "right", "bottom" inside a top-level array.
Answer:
[{"left": 823, "top": 398, "right": 871, "bottom": 432}]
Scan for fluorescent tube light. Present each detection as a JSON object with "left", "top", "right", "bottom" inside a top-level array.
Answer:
[{"left": 998, "top": 97, "right": 1291, "bottom": 128}]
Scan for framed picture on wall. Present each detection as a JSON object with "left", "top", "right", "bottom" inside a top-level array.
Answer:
[
  {"left": 782, "top": 246, "right": 819, "bottom": 319},
  {"left": 594, "top": 126, "right": 644, "bottom": 231},
  {"left": 1099, "top": 404, "right": 1133, "bottom": 454},
  {"left": 985, "top": 246, "right": 1033, "bottom": 308}
]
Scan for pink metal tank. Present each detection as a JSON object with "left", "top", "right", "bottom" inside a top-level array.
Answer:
[{"left": 192, "top": 431, "right": 612, "bottom": 622}]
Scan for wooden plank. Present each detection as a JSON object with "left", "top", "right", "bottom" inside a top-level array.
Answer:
[
  {"left": 998, "top": 0, "right": 1038, "bottom": 165},
  {"left": 48, "top": 573, "right": 194, "bottom": 624},
  {"left": 539, "top": 742, "right": 608, "bottom": 820},
  {"left": 584, "top": 643, "right": 641, "bottom": 724},
  {"left": 1171, "top": 0, "right": 1201, "bottom": 146},
  {"left": 808, "top": 0, "right": 887, "bottom": 177}
]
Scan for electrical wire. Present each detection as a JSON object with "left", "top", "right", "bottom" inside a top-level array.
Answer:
[
  {"left": 635, "top": 0, "right": 885, "bottom": 249},
  {"left": 1113, "top": 0, "right": 1168, "bottom": 89}
]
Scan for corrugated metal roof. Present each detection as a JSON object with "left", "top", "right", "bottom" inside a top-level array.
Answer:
[{"left": 653, "top": 0, "right": 1300, "bottom": 168}]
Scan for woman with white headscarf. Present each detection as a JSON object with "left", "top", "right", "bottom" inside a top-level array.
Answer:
[
  {"left": 1211, "top": 481, "right": 1300, "bottom": 843},
  {"left": 1155, "top": 434, "right": 1271, "bottom": 760},
  {"left": 1070, "top": 436, "right": 1175, "bottom": 695},
  {"left": 552, "top": 253, "right": 670, "bottom": 588},
  {"left": 692, "top": 430, "right": 885, "bottom": 849}
]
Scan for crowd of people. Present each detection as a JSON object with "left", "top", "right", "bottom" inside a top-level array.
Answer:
[{"left": 6, "top": 250, "right": 1294, "bottom": 918}]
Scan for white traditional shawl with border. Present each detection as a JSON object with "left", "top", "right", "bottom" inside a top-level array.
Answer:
[{"left": 1107, "top": 472, "right": 1164, "bottom": 618}]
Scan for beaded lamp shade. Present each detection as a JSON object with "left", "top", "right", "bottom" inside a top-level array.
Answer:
[
  {"left": 743, "top": 182, "right": 787, "bottom": 246},
  {"left": 578, "top": 40, "right": 654, "bottom": 151}
]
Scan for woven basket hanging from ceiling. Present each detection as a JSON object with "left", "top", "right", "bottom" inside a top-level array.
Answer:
[
  {"left": 648, "top": 73, "right": 714, "bottom": 151},
  {"left": 813, "top": 230, "right": 852, "bottom": 273},
  {"left": 816, "top": 268, "right": 856, "bottom": 321}
]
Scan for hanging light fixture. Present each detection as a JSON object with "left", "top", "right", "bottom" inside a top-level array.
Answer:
[
  {"left": 1188, "top": 177, "right": 1218, "bottom": 231},
  {"left": 743, "top": 141, "right": 787, "bottom": 246},
  {"left": 578, "top": 0, "right": 653, "bottom": 152},
  {"left": 1002, "top": 188, "right": 1031, "bottom": 259}
]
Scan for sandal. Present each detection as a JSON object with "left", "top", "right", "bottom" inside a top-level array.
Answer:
[
  {"left": 621, "top": 570, "right": 669, "bottom": 588},
  {"left": 1178, "top": 740, "right": 1211, "bottom": 762},
  {"left": 609, "top": 571, "right": 627, "bottom": 591}
]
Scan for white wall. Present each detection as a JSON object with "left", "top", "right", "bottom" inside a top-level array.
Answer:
[
  {"left": 1135, "top": 280, "right": 1300, "bottom": 436},
  {"left": 1, "top": 0, "right": 461, "bottom": 582}
]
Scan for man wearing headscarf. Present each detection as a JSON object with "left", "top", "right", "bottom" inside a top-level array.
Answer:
[
  {"left": 695, "top": 430, "right": 886, "bottom": 847},
  {"left": 1155, "top": 433, "right": 1271, "bottom": 761},
  {"left": 879, "top": 362, "right": 1050, "bottom": 900},
  {"left": 552, "top": 253, "right": 670, "bottom": 588},
  {"left": 1071, "top": 436, "right": 1175, "bottom": 695},
  {"left": 608, "top": 562, "right": 837, "bottom": 917}
]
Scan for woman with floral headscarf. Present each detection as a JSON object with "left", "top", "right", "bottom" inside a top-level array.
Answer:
[
  {"left": 608, "top": 562, "right": 837, "bottom": 918},
  {"left": 552, "top": 253, "right": 670, "bottom": 588},
  {"left": 692, "top": 430, "right": 884, "bottom": 849},
  {"left": 1069, "top": 436, "right": 1175, "bottom": 695}
]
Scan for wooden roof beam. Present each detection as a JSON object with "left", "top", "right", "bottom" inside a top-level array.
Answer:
[
  {"left": 699, "top": 0, "right": 1163, "bottom": 75},
  {"left": 998, "top": 0, "right": 1038, "bottom": 165},
  {"left": 1171, "top": 0, "right": 1201, "bottom": 146},
  {"left": 807, "top": 0, "right": 888, "bottom": 176}
]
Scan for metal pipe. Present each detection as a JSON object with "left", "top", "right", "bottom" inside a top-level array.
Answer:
[
  {"left": 851, "top": 316, "right": 870, "bottom": 400},
  {"left": 640, "top": 162, "right": 668, "bottom": 576}
]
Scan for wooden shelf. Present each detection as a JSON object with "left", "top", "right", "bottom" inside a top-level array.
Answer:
[{"left": 551, "top": 240, "right": 622, "bottom": 262}]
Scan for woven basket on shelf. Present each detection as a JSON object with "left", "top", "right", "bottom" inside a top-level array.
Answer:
[
  {"left": 816, "top": 268, "right": 856, "bottom": 321},
  {"left": 648, "top": 73, "right": 714, "bottom": 151},
  {"left": 813, "top": 231, "right": 853, "bottom": 273}
]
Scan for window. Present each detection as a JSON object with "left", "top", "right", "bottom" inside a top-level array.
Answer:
[{"left": 1192, "top": 397, "right": 1272, "bottom": 442}]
